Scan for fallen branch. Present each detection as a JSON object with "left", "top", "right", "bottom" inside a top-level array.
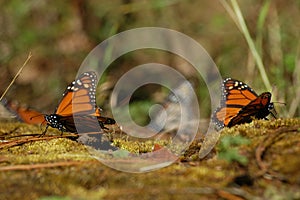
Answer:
[{"left": 0, "top": 134, "right": 78, "bottom": 149}]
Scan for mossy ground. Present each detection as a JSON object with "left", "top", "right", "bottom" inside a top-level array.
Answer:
[{"left": 0, "top": 118, "right": 300, "bottom": 200}]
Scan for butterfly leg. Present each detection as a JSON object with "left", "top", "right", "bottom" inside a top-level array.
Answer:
[
  {"left": 57, "top": 125, "right": 66, "bottom": 136},
  {"left": 270, "top": 110, "right": 277, "bottom": 119},
  {"left": 39, "top": 125, "right": 49, "bottom": 137},
  {"left": 98, "top": 121, "right": 108, "bottom": 130}
]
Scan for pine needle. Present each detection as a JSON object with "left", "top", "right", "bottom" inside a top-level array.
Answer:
[{"left": 0, "top": 52, "right": 32, "bottom": 101}]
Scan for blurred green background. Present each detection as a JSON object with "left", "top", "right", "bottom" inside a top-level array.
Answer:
[{"left": 0, "top": 0, "right": 299, "bottom": 123}]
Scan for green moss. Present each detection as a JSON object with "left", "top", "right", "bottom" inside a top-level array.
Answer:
[
  {"left": 0, "top": 119, "right": 300, "bottom": 199},
  {"left": 2, "top": 138, "right": 92, "bottom": 165}
]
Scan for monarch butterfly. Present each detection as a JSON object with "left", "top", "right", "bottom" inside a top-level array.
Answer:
[
  {"left": 44, "top": 71, "right": 115, "bottom": 134},
  {"left": 2, "top": 100, "right": 46, "bottom": 125},
  {"left": 212, "top": 78, "right": 275, "bottom": 130}
]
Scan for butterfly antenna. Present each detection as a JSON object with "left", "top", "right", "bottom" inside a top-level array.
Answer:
[
  {"left": 0, "top": 52, "right": 32, "bottom": 101},
  {"left": 30, "top": 114, "right": 45, "bottom": 120},
  {"left": 273, "top": 101, "right": 286, "bottom": 106}
]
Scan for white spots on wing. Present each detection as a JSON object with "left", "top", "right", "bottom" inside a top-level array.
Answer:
[
  {"left": 83, "top": 83, "right": 89, "bottom": 88},
  {"left": 77, "top": 80, "right": 82, "bottom": 85}
]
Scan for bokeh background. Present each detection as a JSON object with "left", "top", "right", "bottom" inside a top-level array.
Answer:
[{"left": 0, "top": 0, "right": 299, "bottom": 124}]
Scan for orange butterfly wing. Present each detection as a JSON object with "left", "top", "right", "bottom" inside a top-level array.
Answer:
[
  {"left": 3, "top": 100, "right": 46, "bottom": 125},
  {"left": 14, "top": 107, "right": 46, "bottom": 125},
  {"left": 228, "top": 92, "right": 273, "bottom": 127},
  {"left": 44, "top": 71, "right": 115, "bottom": 133},
  {"left": 55, "top": 72, "right": 97, "bottom": 116}
]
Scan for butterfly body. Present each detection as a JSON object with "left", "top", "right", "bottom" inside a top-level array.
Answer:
[
  {"left": 213, "top": 78, "right": 275, "bottom": 130},
  {"left": 44, "top": 114, "right": 66, "bottom": 132}
]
